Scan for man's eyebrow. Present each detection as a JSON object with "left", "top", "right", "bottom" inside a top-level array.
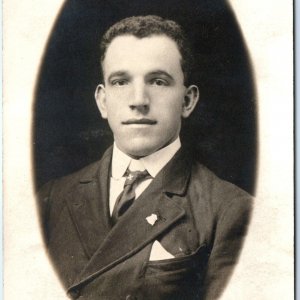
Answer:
[
  {"left": 147, "top": 70, "right": 174, "bottom": 80},
  {"left": 107, "top": 71, "right": 129, "bottom": 81}
]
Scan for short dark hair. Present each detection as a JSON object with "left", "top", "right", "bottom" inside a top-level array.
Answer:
[{"left": 100, "top": 15, "right": 194, "bottom": 85}]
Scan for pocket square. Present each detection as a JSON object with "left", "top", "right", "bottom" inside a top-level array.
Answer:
[{"left": 149, "top": 241, "right": 175, "bottom": 261}]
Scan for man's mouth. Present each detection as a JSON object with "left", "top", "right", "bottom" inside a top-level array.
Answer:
[{"left": 122, "top": 118, "right": 157, "bottom": 125}]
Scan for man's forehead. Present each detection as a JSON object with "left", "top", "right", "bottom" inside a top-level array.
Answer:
[{"left": 102, "top": 34, "right": 182, "bottom": 73}]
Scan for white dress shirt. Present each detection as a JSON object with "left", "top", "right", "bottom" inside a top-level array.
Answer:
[{"left": 109, "top": 137, "right": 181, "bottom": 215}]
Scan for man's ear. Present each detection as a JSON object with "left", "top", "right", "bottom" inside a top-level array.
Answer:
[
  {"left": 181, "top": 85, "right": 200, "bottom": 118},
  {"left": 95, "top": 84, "right": 108, "bottom": 119}
]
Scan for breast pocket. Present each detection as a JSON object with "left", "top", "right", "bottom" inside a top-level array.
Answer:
[
  {"left": 144, "top": 243, "right": 209, "bottom": 278},
  {"left": 139, "top": 244, "right": 209, "bottom": 300}
]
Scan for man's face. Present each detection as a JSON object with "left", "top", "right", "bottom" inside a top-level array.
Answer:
[{"left": 95, "top": 34, "right": 199, "bottom": 157}]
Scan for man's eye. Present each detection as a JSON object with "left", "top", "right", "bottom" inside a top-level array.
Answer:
[
  {"left": 150, "top": 78, "right": 169, "bottom": 86},
  {"left": 111, "top": 80, "right": 128, "bottom": 86}
]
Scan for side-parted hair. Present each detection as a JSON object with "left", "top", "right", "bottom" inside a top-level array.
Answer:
[{"left": 100, "top": 15, "right": 195, "bottom": 85}]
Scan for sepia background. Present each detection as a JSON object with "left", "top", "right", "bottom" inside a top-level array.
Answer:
[{"left": 4, "top": 0, "right": 293, "bottom": 299}]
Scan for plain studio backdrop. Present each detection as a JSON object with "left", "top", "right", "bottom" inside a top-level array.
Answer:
[{"left": 4, "top": 0, "right": 293, "bottom": 299}]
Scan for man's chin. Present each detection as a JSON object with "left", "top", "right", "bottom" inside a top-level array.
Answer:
[
  {"left": 116, "top": 136, "right": 177, "bottom": 158},
  {"left": 125, "top": 148, "right": 155, "bottom": 159},
  {"left": 119, "top": 144, "right": 160, "bottom": 159}
]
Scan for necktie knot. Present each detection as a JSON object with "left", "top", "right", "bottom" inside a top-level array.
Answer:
[
  {"left": 111, "top": 169, "right": 152, "bottom": 225},
  {"left": 124, "top": 169, "right": 151, "bottom": 187}
]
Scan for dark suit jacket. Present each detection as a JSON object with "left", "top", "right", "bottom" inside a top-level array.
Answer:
[{"left": 38, "top": 147, "right": 252, "bottom": 300}]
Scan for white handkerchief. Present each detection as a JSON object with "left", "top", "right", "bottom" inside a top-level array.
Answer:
[{"left": 149, "top": 240, "right": 175, "bottom": 261}]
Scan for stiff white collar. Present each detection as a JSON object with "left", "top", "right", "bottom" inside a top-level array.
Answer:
[{"left": 111, "top": 137, "right": 181, "bottom": 179}]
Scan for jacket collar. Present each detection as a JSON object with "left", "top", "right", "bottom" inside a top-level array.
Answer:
[
  {"left": 78, "top": 145, "right": 191, "bottom": 195},
  {"left": 65, "top": 147, "right": 113, "bottom": 257},
  {"left": 160, "top": 148, "right": 192, "bottom": 195},
  {"left": 78, "top": 146, "right": 113, "bottom": 184}
]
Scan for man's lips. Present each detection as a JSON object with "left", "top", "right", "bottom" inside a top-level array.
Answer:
[{"left": 122, "top": 118, "right": 157, "bottom": 125}]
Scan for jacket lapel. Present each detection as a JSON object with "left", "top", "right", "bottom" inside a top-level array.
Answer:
[
  {"left": 68, "top": 149, "right": 192, "bottom": 291},
  {"left": 65, "top": 147, "right": 113, "bottom": 257}
]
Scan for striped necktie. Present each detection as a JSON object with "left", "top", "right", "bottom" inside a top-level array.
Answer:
[{"left": 111, "top": 169, "right": 151, "bottom": 225}]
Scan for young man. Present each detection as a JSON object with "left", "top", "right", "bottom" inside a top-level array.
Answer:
[{"left": 39, "top": 16, "right": 252, "bottom": 300}]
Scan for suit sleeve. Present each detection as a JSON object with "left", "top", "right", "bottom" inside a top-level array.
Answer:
[{"left": 202, "top": 194, "right": 253, "bottom": 300}]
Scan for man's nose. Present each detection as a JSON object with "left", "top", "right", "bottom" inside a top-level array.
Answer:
[{"left": 129, "top": 82, "right": 150, "bottom": 111}]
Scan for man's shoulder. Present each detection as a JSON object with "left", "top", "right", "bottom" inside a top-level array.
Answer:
[
  {"left": 189, "top": 160, "right": 253, "bottom": 212},
  {"left": 192, "top": 162, "right": 251, "bottom": 198},
  {"left": 38, "top": 146, "right": 113, "bottom": 197},
  {"left": 36, "top": 147, "right": 112, "bottom": 233}
]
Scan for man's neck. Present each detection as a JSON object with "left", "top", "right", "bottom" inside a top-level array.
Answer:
[{"left": 112, "top": 138, "right": 181, "bottom": 178}]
